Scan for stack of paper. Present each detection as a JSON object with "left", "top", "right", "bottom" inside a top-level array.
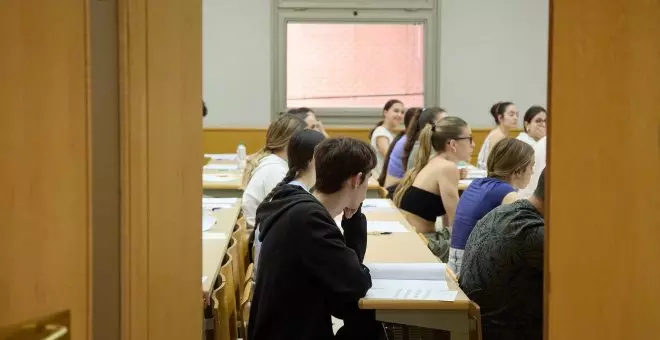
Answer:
[
  {"left": 204, "top": 163, "right": 239, "bottom": 171},
  {"left": 367, "top": 221, "right": 408, "bottom": 233},
  {"left": 365, "top": 263, "right": 457, "bottom": 301},
  {"left": 203, "top": 197, "right": 239, "bottom": 209}
]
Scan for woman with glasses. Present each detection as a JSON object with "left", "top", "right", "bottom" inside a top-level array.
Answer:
[
  {"left": 516, "top": 106, "right": 547, "bottom": 145},
  {"left": 393, "top": 116, "right": 475, "bottom": 262},
  {"left": 448, "top": 138, "right": 535, "bottom": 275}
]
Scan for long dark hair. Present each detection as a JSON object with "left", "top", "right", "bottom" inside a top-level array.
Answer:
[
  {"left": 255, "top": 129, "right": 326, "bottom": 226},
  {"left": 377, "top": 107, "right": 422, "bottom": 186},
  {"left": 369, "top": 99, "right": 403, "bottom": 139},
  {"left": 401, "top": 107, "right": 446, "bottom": 170}
]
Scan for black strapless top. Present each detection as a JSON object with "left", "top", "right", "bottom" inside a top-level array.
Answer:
[{"left": 399, "top": 186, "right": 447, "bottom": 222}]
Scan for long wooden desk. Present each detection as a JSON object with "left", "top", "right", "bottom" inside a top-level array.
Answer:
[
  {"left": 203, "top": 155, "right": 381, "bottom": 198},
  {"left": 360, "top": 200, "right": 471, "bottom": 340},
  {"left": 202, "top": 199, "right": 242, "bottom": 297}
]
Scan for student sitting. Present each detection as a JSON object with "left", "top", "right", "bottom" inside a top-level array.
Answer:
[
  {"left": 404, "top": 107, "right": 447, "bottom": 170},
  {"left": 519, "top": 136, "right": 546, "bottom": 199},
  {"left": 516, "top": 106, "right": 547, "bottom": 145},
  {"left": 476, "top": 101, "right": 519, "bottom": 169},
  {"left": 369, "top": 99, "right": 404, "bottom": 177},
  {"left": 286, "top": 107, "right": 329, "bottom": 137},
  {"left": 459, "top": 168, "right": 545, "bottom": 340},
  {"left": 393, "top": 117, "right": 474, "bottom": 262},
  {"left": 252, "top": 129, "right": 326, "bottom": 274},
  {"left": 241, "top": 114, "right": 306, "bottom": 229},
  {"left": 249, "top": 137, "right": 384, "bottom": 340},
  {"left": 448, "top": 138, "right": 535, "bottom": 274},
  {"left": 378, "top": 107, "right": 422, "bottom": 195}
]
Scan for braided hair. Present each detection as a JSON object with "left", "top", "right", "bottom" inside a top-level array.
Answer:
[{"left": 254, "top": 129, "right": 326, "bottom": 226}]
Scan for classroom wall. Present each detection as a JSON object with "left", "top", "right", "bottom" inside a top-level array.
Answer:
[{"left": 202, "top": 0, "right": 548, "bottom": 128}]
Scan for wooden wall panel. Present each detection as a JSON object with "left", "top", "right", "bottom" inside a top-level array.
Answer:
[
  {"left": 547, "top": 0, "right": 660, "bottom": 339},
  {"left": 204, "top": 127, "right": 520, "bottom": 165},
  {"left": 0, "top": 0, "right": 91, "bottom": 337},
  {"left": 120, "top": 0, "right": 202, "bottom": 338}
]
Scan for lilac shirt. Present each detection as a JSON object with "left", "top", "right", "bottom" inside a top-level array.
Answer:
[{"left": 386, "top": 135, "right": 408, "bottom": 178}]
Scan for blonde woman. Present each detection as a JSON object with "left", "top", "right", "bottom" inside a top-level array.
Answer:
[
  {"left": 393, "top": 117, "right": 475, "bottom": 261},
  {"left": 476, "top": 101, "right": 519, "bottom": 169},
  {"left": 449, "top": 138, "right": 535, "bottom": 274},
  {"left": 241, "top": 114, "right": 306, "bottom": 229}
]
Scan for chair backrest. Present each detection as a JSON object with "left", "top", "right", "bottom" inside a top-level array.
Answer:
[
  {"left": 378, "top": 186, "right": 388, "bottom": 198},
  {"left": 212, "top": 278, "right": 232, "bottom": 340},
  {"left": 243, "top": 263, "right": 254, "bottom": 287},
  {"left": 227, "top": 238, "right": 241, "bottom": 310},
  {"left": 218, "top": 255, "right": 238, "bottom": 340},
  {"left": 232, "top": 223, "right": 247, "bottom": 289},
  {"left": 240, "top": 280, "right": 255, "bottom": 339}
]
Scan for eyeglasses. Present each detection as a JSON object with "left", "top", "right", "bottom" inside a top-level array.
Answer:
[{"left": 454, "top": 136, "right": 473, "bottom": 144}]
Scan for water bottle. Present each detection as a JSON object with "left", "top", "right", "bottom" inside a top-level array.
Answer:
[{"left": 236, "top": 142, "right": 247, "bottom": 169}]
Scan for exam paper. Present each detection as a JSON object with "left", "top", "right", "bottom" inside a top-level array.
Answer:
[
  {"left": 202, "top": 214, "right": 216, "bottom": 231},
  {"left": 367, "top": 262, "right": 447, "bottom": 281},
  {"left": 204, "top": 164, "right": 239, "bottom": 171},
  {"left": 366, "top": 221, "right": 408, "bottom": 233},
  {"left": 366, "top": 279, "right": 457, "bottom": 301},
  {"left": 362, "top": 199, "right": 393, "bottom": 210},
  {"left": 203, "top": 174, "right": 237, "bottom": 183},
  {"left": 202, "top": 232, "right": 227, "bottom": 240},
  {"left": 205, "top": 153, "right": 237, "bottom": 161},
  {"left": 202, "top": 197, "right": 239, "bottom": 204}
]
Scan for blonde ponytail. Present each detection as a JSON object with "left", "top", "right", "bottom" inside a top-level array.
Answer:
[
  {"left": 241, "top": 148, "right": 270, "bottom": 188},
  {"left": 393, "top": 124, "right": 434, "bottom": 206}
]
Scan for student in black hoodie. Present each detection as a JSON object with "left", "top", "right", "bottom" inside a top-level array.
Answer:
[
  {"left": 252, "top": 128, "right": 326, "bottom": 273},
  {"left": 249, "top": 137, "right": 384, "bottom": 340}
]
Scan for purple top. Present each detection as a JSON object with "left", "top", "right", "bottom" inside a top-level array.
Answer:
[{"left": 386, "top": 135, "right": 408, "bottom": 178}]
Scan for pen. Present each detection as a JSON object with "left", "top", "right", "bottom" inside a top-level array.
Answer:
[{"left": 367, "top": 232, "right": 392, "bottom": 236}]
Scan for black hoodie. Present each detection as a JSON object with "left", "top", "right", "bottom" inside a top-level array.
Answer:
[{"left": 248, "top": 184, "right": 376, "bottom": 340}]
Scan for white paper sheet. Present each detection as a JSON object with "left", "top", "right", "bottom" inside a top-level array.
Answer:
[
  {"left": 202, "top": 232, "right": 227, "bottom": 240},
  {"left": 203, "top": 203, "right": 234, "bottom": 210},
  {"left": 366, "top": 279, "right": 457, "bottom": 301},
  {"left": 202, "top": 276, "right": 208, "bottom": 283},
  {"left": 202, "top": 214, "right": 216, "bottom": 231},
  {"left": 366, "top": 262, "right": 447, "bottom": 281},
  {"left": 203, "top": 174, "right": 237, "bottom": 183},
  {"left": 366, "top": 221, "right": 408, "bottom": 233},
  {"left": 466, "top": 168, "right": 487, "bottom": 179},
  {"left": 362, "top": 199, "right": 393, "bottom": 210},
  {"left": 205, "top": 153, "right": 237, "bottom": 161},
  {"left": 204, "top": 163, "right": 239, "bottom": 171},
  {"left": 203, "top": 197, "right": 239, "bottom": 204}
]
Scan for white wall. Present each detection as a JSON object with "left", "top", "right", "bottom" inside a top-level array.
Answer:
[
  {"left": 439, "top": 0, "right": 549, "bottom": 127},
  {"left": 203, "top": 0, "right": 548, "bottom": 128},
  {"left": 203, "top": 0, "right": 272, "bottom": 127}
]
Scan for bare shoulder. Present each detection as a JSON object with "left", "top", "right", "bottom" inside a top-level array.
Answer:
[{"left": 437, "top": 160, "right": 459, "bottom": 180}]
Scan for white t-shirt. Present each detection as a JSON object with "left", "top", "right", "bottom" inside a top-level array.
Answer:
[
  {"left": 370, "top": 126, "right": 394, "bottom": 177},
  {"left": 516, "top": 132, "right": 537, "bottom": 146},
  {"left": 241, "top": 154, "right": 288, "bottom": 227},
  {"left": 476, "top": 130, "right": 497, "bottom": 170},
  {"left": 519, "top": 136, "right": 546, "bottom": 199}
]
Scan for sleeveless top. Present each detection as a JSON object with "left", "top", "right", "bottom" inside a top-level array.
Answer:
[
  {"left": 399, "top": 186, "right": 446, "bottom": 222},
  {"left": 451, "top": 177, "right": 515, "bottom": 250},
  {"left": 476, "top": 130, "right": 497, "bottom": 170}
]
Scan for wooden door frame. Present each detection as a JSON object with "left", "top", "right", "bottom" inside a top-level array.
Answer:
[{"left": 118, "top": 0, "right": 203, "bottom": 338}]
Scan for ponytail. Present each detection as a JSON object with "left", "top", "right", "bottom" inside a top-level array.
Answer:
[
  {"left": 393, "top": 124, "right": 434, "bottom": 206},
  {"left": 377, "top": 131, "right": 404, "bottom": 186},
  {"left": 369, "top": 120, "right": 385, "bottom": 139}
]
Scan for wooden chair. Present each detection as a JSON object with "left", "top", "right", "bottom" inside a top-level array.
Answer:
[
  {"left": 215, "top": 254, "right": 238, "bottom": 340},
  {"left": 243, "top": 263, "right": 254, "bottom": 287},
  {"left": 378, "top": 186, "right": 388, "bottom": 198},
  {"left": 468, "top": 301, "right": 483, "bottom": 340},
  {"left": 211, "top": 272, "right": 238, "bottom": 340},
  {"left": 227, "top": 238, "right": 241, "bottom": 312},
  {"left": 239, "top": 280, "right": 255, "bottom": 340},
  {"left": 232, "top": 222, "right": 247, "bottom": 288}
]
